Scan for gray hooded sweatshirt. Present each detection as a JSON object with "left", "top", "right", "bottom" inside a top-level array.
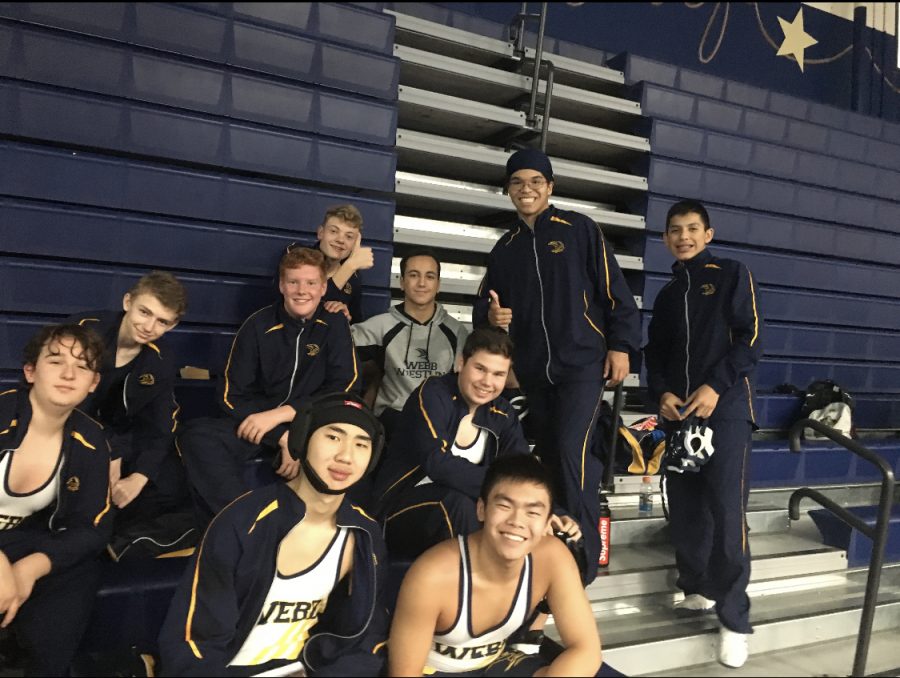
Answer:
[{"left": 351, "top": 303, "right": 470, "bottom": 415}]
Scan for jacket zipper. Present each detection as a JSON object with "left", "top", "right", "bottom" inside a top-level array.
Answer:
[
  {"left": 48, "top": 447, "right": 67, "bottom": 532},
  {"left": 279, "top": 327, "right": 305, "bottom": 407},
  {"left": 683, "top": 267, "right": 692, "bottom": 398},
  {"left": 122, "top": 373, "right": 130, "bottom": 414},
  {"left": 531, "top": 232, "right": 554, "bottom": 385},
  {"left": 302, "top": 525, "right": 377, "bottom": 673}
]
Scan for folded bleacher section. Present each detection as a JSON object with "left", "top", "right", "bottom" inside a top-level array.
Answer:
[
  {"left": 615, "top": 53, "right": 900, "bottom": 432},
  {"left": 0, "top": 3, "right": 398, "bottom": 407}
]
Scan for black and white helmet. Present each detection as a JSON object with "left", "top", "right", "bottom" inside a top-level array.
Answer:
[{"left": 665, "top": 415, "right": 715, "bottom": 474}]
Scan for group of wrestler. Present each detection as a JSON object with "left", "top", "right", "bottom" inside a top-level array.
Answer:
[{"left": 0, "top": 148, "right": 762, "bottom": 676}]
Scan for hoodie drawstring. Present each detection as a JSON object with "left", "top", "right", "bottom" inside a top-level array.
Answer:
[
  {"left": 404, "top": 322, "right": 414, "bottom": 366},
  {"left": 425, "top": 322, "right": 433, "bottom": 361}
]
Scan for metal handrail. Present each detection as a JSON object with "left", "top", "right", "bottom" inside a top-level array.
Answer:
[
  {"left": 789, "top": 418, "right": 895, "bottom": 677},
  {"left": 509, "top": 2, "right": 555, "bottom": 151}
]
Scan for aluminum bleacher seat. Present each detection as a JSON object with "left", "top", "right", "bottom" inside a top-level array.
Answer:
[
  {"left": 643, "top": 240, "right": 900, "bottom": 298},
  {"left": 648, "top": 156, "right": 900, "bottom": 233},
  {"left": 0, "top": 140, "right": 397, "bottom": 234}
]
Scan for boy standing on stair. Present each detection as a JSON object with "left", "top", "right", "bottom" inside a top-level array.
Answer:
[
  {"left": 474, "top": 149, "right": 640, "bottom": 585},
  {"left": 643, "top": 199, "right": 763, "bottom": 668}
]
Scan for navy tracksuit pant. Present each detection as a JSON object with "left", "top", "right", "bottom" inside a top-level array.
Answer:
[
  {"left": 1, "top": 534, "right": 101, "bottom": 676},
  {"left": 178, "top": 417, "right": 278, "bottom": 525},
  {"left": 665, "top": 418, "right": 753, "bottom": 634},
  {"left": 526, "top": 379, "right": 605, "bottom": 583},
  {"left": 382, "top": 483, "right": 480, "bottom": 560}
]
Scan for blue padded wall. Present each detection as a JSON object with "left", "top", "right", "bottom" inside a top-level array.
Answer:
[
  {"left": 0, "top": 3, "right": 398, "bottom": 394},
  {"left": 629, "top": 55, "right": 900, "bottom": 425}
]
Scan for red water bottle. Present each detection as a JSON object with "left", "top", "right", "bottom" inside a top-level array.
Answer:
[{"left": 598, "top": 494, "right": 611, "bottom": 568}]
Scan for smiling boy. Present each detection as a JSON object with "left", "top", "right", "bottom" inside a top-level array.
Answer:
[
  {"left": 0, "top": 324, "right": 112, "bottom": 675},
  {"left": 372, "top": 328, "right": 578, "bottom": 560},
  {"left": 282, "top": 204, "right": 374, "bottom": 323},
  {"left": 179, "top": 248, "right": 360, "bottom": 524},
  {"left": 387, "top": 455, "right": 606, "bottom": 677},
  {"left": 67, "top": 272, "right": 188, "bottom": 541},
  {"left": 643, "top": 199, "right": 763, "bottom": 668},
  {"left": 352, "top": 248, "right": 469, "bottom": 438},
  {"left": 474, "top": 149, "right": 640, "bottom": 583}
]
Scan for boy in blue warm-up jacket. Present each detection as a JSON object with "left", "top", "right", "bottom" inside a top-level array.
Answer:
[
  {"left": 372, "top": 328, "right": 579, "bottom": 561},
  {"left": 643, "top": 199, "right": 763, "bottom": 669},
  {"left": 0, "top": 324, "right": 113, "bottom": 675},
  {"left": 179, "top": 247, "right": 360, "bottom": 524},
  {"left": 66, "top": 272, "right": 190, "bottom": 554},
  {"left": 160, "top": 393, "right": 388, "bottom": 677},
  {"left": 474, "top": 149, "right": 640, "bottom": 584}
]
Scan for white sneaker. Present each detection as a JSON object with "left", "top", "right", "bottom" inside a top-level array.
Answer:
[
  {"left": 673, "top": 593, "right": 716, "bottom": 611},
  {"left": 718, "top": 627, "right": 749, "bottom": 668}
]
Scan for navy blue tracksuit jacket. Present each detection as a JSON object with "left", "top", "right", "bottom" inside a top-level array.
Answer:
[
  {"left": 217, "top": 301, "right": 360, "bottom": 445},
  {"left": 473, "top": 205, "right": 640, "bottom": 387},
  {"left": 644, "top": 248, "right": 762, "bottom": 423}
]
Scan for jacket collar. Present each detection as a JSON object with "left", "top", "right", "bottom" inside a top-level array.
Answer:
[
  {"left": 1, "top": 388, "right": 82, "bottom": 449},
  {"left": 672, "top": 248, "right": 714, "bottom": 274},
  {"left": 274, "top": 299, "right": 322, "bottom": 329},
  {"left": 269, "top": 481, "right": 380, "bottom": 537},
  {"left": 512, "top": 204, "right": 559, "bottom": 234}
]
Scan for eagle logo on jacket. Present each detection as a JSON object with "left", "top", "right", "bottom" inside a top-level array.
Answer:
[
  {"left": 138, "top": 373, "right": 155, "bottom": 386},
  {"left": 548, "top": 240, "right": 565, "bottom": 254},
  {"left": 700, "top": 284, "right": 716, "bottom": 296},
  {"left": 306, "top": 344, "right": 320, "bottom": 357}
]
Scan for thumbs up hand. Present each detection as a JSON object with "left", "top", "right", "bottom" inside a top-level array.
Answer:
[{"left": 487, "top": 290, "right": 512, "bottom": 330}]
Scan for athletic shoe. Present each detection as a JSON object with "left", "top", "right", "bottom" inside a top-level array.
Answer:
[
  {"left": 673, "top": 593, "right": 716, "bottom": 611},
  {"left": 510, "top": 629, "right": 544, "bottom": 655},
  {"left": 718, "top": 627, "right": 749, "bottom": 668}
]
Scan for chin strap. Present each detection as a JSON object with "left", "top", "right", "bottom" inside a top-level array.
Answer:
[{"left": 299, "top": 456, "right": 350, "bottom": 496}]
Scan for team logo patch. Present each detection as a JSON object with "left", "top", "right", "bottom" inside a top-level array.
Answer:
[
  {"left": 548, "top": 240, "right": 565, "bottom": 254},
  {"left": 343, "top": 282, "right": 353, "bottom": 294},
  {"left": 66, "top": 476, "right": 80, "bottom": 492},
  {"left": 700, "top": 283, "right": 716, "bottom": 296},
  {"left": 138, "top": 373, "right": 155, "bottom": 386},
  {"left": 306, "top": 344, "right": 320, "bottom": 357}
]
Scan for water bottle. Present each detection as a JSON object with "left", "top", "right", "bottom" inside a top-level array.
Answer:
[
  {"left": 598, "top": 493, "right": 611, "bottom": 568},
  {"left": 639, "top": 476, "right": 653, "bottom": 514}
]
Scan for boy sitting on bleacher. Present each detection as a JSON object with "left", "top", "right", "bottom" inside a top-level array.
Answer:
[
  {"left": 0, "top": 324, "right": 113, "bottom": 676},
  {"left": 643, "top": 199, "right": 763, "bottom": 669},
  {"left": 283, "top": 204, "right": 375, "bottom": 323},
  {"left": 159, "top": 393, "right": 387, "bottom": 677},
  {"left": 351, "top": 247, "right": 469, "bottom": 439},
  {"left": 67, "top": 272, "right": 191, "bottom": 556},
  {"left": 178, "top": 248, "right": 359, "bottom": 525},
  {"left": 372, "top": 328, "right": 579, "bottom": 560}
]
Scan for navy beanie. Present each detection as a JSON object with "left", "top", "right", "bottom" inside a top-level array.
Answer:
[{"left": 505, "top": 148, "right": 554, "bottom": 182}]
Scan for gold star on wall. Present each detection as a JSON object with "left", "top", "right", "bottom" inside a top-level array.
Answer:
[{"left": 776, "top": 8, "right": 819, "bottom": 72}]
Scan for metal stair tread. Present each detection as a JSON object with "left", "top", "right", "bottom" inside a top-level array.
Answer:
[
  {"left": 394, "top": 171, "right": 645, "bottom": 231},
  {"left": 577, "top": 566, "right": 900, "bottom": 650},
  {"left": 388, "top": 10, "right": 626, "bottom": 93},
  {"left": 394, "top": 44, "right": 642, "bottom": 129},
  {"left": 652, "top": 627, "right": 900, "bottom": 677},
  {"left": 396, "top": 128, "right": 648, "bottom": 199},
  {"left": 398, "top": 86, "right": 649, "bottom": 166}
]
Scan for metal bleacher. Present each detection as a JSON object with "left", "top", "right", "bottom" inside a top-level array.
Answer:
[
  {"left": 385, "top": 5, "right": 900, "bottom": 677},
  {"left": 385, "top": 4, "right": 649, "bottom": 398}
]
